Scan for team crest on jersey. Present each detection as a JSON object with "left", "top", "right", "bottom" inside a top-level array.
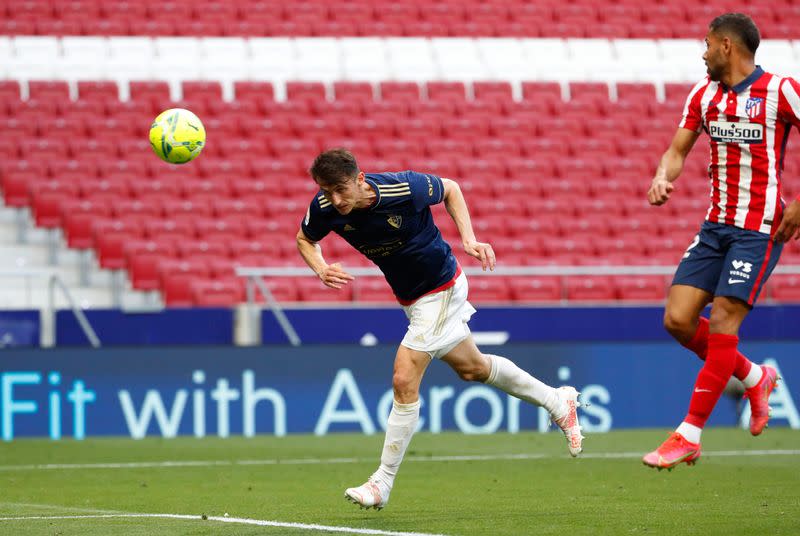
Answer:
[
  {"left": 387, "top": 215, "right": 402, "bottom": 229},
  {"left": 745, "top": 97, "right": 764, "bottom": 119}
]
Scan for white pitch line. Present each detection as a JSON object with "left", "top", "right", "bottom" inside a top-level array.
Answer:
[
  {"left": 0, "top": 449, "right": 798, "bottom": 472},
  {"left": 0, "top": 513, "right": 449, "bottom": 536}
]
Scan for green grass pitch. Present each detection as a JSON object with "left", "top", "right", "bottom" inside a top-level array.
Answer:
[{"left": 1, "top": 429, "right": 798, "bottom": 535}]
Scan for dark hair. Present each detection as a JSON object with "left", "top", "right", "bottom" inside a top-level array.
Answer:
[
  {"left": 709, "top": 13, "right": 760, "bottom": 55},
  {"left": 309, "top": 148, "right": 360, "bottom": 186}
]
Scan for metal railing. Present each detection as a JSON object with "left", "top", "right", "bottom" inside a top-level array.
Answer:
[
  {"left": 236, "top": 264, "right": 800, "bottom": 346},
  {"left": 0, "top": 269, "right": 101, "bottom": 348}
]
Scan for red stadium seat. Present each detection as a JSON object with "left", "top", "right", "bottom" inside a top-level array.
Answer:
[
  {"left": 68, "top": 139, "right": 116, "bottom": 160},
  {"left": 194, "top": 217, "right": 247, "bottom": 240},
  {"left": 566, "top": 276, "right": 616, "bottom": 301},
  {"left": 229, "top": 178, "right": 273, "bottom": 200},
  {"left": 107, "top": 100, "right": 152, "bottom": 122},
  {"left": 182, "top": 81, "right": 223, "bottom": 102},
  {"left": 20, "top": 138, "right": 69, "bottom": 160},
  {"left": 473, "top": 81, "right": 513, "bottom": 102},
  {"left": 0, "top": 138, "right": 17, "bottom": 159},
  {"left": 0, "top": 81, "right": 21, "bottom": 102},
  {"left": 522, "top": 82, "right": 562, "bottom": 101},
  {"left": 333, "top": 82, "right": 374, "bottom": 101},
  {"left": 30, "top": 183, "right": 79, "bottom": 228},
  {"left": 354, "top": 277, "right": 396, "bottom": 303},
  {"left": 128, "top": 20, "right": 176, "bottom": 37},
  {"left": 143, "top": 218, "right": 194, "bottom": 241},
  {"left": 113, "top": 198, "right": 163, "bottom": 220},
  {"left": 286, "top": 82, "right": 327, "bottom": 102},
  {"left": 234, "top": 81, "right": 275, "bottom": 103},
  {"left": 192, "top": 278, "right": 245, "bottom": 306},
  {"left": 212, "top": 198, "right": 264, "bottom": 218},
  {"left": 317, "top": 99, "right": 364, "bottom": 119},
  {"left": 125, "top": 239, "right": 177, "bottom": 291},
  {"left": 79, "top": 178, "right": 131, "bottom": 200},
  {"left": 61, "top": 198, "right": 113, "bottom": 249},
  {"left": 8, "top": 1, "right": 53, "bottom": 18},
  {"left": 94, "top": 219, "right": 147, "bottom": 270},
  {"left": 616, "top": 276, "right": 667, "bottom": 302},
  {"left": 28, "top": 81, "right": 70, "bottom": 101},
  {"left": 176, "top": 240, "right": 229, "bottom": 260},
  {"left": 45, "top": 117, "right": 87, "bottom": 139},
  {"left": 468, "top": 277, "right": 512, "bottom": 303},
  {"left": 769, "top": 275, "right": 800, "bottom": 302},
  {"left": 160, "top": 258, "right": 212, "bottom": 306},
  {"left": 509, "top": 277, "right": 562, "bottom": 302},
  {"left": 129, "top": 81, "right": 171, "bottom": 105},
  {"left": 427, "top": 82, "right": 467, "bottom": 102},
  {"left": 380, "top": 82, "right": 421, "bottom": 102},
  {"left": 191, "top": 2, "right": 238, "bottom": 22},
  {"left": 297, "top": 278, "right": 354, "bottom": 303},
  {"left": 1, "top": 118, "right": 37, "bottom": 138}
]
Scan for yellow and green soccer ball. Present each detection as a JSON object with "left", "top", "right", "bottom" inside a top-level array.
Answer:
[{"left": 149, "top": 108, "right": 206, "bottom": 164}]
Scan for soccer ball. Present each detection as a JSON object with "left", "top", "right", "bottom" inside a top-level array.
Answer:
[{"left": 149, "top": 108, "right": 206, "bottom": 164}]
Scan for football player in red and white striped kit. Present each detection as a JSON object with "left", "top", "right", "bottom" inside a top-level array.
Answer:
[{"left": 644, "top": 13, "right": 800, "bottom": 470}]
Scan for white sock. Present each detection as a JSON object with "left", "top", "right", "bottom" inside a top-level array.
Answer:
[
  {"left": 373, "top": 399, "right": 420, "bottom": 490},
  {"left": 742, "top": 363, "right": 763, "bottom": 389},
  {"left": 484, "top": 354, "right": 566, "bottom": 418},
  {"left": 676, "top": 422, "right": 702, "bottom": 444}
]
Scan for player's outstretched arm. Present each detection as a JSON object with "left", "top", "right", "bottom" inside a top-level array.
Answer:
[
  {"left": 296, "top": 229, "right": 354, "bottom": 289},
  {"left": 648, "top": 128, "right": 701, "bottom": 206},
  {"left": 442, "top": 178, "right": 495, "bottom": 271}
]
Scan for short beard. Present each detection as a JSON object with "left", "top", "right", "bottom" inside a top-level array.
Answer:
[{"left": 707, "top": 65, "right": 723, "bottom": 82}]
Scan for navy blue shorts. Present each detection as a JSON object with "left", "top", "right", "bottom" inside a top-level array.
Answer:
[{"left": 672, "top": 221, "right": 783, "bottom": 307}]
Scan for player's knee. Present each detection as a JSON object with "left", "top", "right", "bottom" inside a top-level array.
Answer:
[
  {"left": 454, "top": 360, "right": 490, "bottom": 383},
  {"left": 392, "top": 371, "right": 417, "bottom": 400},
  {"left": 663, "top": 309, "right": 694, "bottom": 342}
]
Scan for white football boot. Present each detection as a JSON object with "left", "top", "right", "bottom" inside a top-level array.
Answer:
[
  {"left": 344, "top": 475, "right": 390, "bottom": 510},
  {"left": 552, "top": 386, "right": 584, "bottom": 457}
]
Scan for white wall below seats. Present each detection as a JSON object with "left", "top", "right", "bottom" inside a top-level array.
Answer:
[{"left": 2, "top": 36, "right": 799, "bottom": 101}]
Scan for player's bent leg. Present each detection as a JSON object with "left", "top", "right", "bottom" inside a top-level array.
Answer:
[
  {"left": 665, "top": 285, "right": 760, "bottom": 387},
  {"left": 441, "top": 337, "right": 583, "bottom": 456},
  {"left": 663, "top": 284, "right": 712, "bottom": 346},
  {"left": 345, "top": 345, "right": 430, "bottom": 510}
]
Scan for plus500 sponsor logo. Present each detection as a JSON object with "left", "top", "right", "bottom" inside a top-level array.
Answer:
[{"left": 708, "top": 120, "right": 764, "bottom": 144}]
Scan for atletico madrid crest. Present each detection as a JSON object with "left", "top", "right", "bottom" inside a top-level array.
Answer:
[{"left": 745, "top": 97, "right": 764, "bottom": 119}]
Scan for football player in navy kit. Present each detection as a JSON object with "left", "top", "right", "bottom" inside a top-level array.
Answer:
[{"left": 297, "top": 149, "right": 584, "bottom": 510}]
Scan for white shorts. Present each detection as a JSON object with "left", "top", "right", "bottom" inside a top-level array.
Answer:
[{"left": 400, "top": 273, "right": 476, "bottom": 359}]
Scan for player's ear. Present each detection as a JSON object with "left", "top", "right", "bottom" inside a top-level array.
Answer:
[
  {"left": 721, "top": 35, "right": 733, "bottom": 55},
  {"left": 357, "top": 171, "right": 366, "bottom": 183}
]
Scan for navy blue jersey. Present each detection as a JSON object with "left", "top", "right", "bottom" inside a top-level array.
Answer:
[{"left": 301, "top": 171, "right": 458, "bottom": 303}]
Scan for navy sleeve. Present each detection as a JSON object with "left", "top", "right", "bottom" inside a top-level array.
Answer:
[
  {"left": 300, "top": 199, "right": 331, "bottom": 242},
  {"left": 404, "top": 170, "right": 445, "bottom": 212}
]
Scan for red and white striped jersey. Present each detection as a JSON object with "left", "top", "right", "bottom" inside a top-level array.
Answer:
[{"left": 680, "top": 66, "right": 800, "bottom": 235}]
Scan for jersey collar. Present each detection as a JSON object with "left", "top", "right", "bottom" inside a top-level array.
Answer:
[
  {"left": 727, "top": 65, "right": 764, "bottom": 94},
  {"left": 364, "top": 177, "right": 381, "bottom": 210}
]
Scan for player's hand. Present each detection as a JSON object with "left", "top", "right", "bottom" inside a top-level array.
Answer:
[
  {"left": 774, "top": 199, "right": 800, "bottom": 243},
  {"left": 318, "top": 262, "right": 354, "bottom": 289},
  {"left": 648, "top": 177, "right": 675, "bottom": 206},
  {"left": 463, "top": 240, "right": 496, "bottom": 271}
]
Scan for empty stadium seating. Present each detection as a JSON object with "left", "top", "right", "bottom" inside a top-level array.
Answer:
[
  {"left": 2, "top": 1, "right": 799, "bottom": 39},
  {"left": 2, "top": 9, "right": 800, "bottom": 309},
  {"left": 4, "top": 72, "right": 799, "bottom": 307}
]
